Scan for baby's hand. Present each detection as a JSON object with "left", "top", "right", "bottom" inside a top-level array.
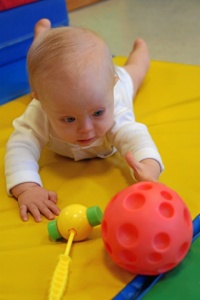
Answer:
[
  {"left": 125, "top": 152, "right": 161, "bottom": 182},
  {"left": 11, "top": 183, "right": 60, "bottom": 222}
]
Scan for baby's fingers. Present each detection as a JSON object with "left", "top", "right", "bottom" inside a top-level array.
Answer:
[
  {"left": 20, "top": 203, "right": 42, "bottom": 222},
  {"left": 39, "top": 201, "right": 60, "bottom": 221},
  {"left": 29, "top": 204, "right": 43, "bottom": 222},
  {"left": 20, "top": 204, "right": 29, "bottom": 222},
  {"left": 48, "top": 201, "right": 60, "bottom": 216},
  {"left": 48, "top": 191, "right": 58, "bottom": 204}
]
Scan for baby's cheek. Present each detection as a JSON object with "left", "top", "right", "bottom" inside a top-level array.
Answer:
[
  {"left": 96, "top": 124, "right": 111, "bottom": 137},
  {"left": 55, "top": 126, "right": 74, "bottom": 140}
]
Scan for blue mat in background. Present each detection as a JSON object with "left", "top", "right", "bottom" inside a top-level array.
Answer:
[{"left": 0, "top": 0, "right": 69, "bottom": 105}]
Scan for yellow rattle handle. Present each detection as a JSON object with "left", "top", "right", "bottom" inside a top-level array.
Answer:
[
  {"left": 49, "top": 230, "right": 76, "bottom": 300},
  {"left": 48, "top": 205, "right": 102, "bottom": 300}
]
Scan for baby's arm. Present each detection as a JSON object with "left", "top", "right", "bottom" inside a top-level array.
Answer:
[
  {"left": 111, "top": 51, "right": 163, "bottom": 182},
  {"left": 5, "top": 100, "right": 60, "bottom": 222},
  {"left": 11, "top": 183, "right": 59, "bottom": 222},
  {"left": 108, "top": 121, "right": 164, "bottom": 182},
  {"left": 125, "top": 153, "right": 161, "bottom": 182}
]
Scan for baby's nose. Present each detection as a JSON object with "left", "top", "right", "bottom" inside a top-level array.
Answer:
[{"left": 78, "top": 118, "right": 93, "bottom": 133}]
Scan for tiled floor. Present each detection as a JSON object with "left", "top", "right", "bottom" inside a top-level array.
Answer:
[{"left": 69, "top": 0, "right": 200, "bottom": 65}]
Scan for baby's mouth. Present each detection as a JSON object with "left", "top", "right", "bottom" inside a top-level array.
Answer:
[{"left": 77, "top": 137, "right": 96, "bottom": 145}]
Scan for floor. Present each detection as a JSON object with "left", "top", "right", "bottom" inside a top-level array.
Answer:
[{"left": 68, "top": 0, "right": 200, "bottom": 65}]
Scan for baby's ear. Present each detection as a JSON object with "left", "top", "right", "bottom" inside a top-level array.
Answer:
[
  {"left": 31, "top": 91, "right": 39, "bottom": 100},
  {"left": 114, "top": 75, "right": 119, "bottom": 86}
]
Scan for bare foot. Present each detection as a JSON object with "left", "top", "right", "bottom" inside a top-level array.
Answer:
[
  {"left": 125, "top": 38, "right": 150, "bottom": 71},
  {"left": 34, "top": 18, "right": 51, "bottom": 41},
  {"left": 123, "top": 38, "right": 150, "bottom": 94}
]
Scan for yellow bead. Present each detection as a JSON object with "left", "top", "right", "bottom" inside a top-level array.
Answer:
[{"left": 57, "top": 204, "right": 92, "bottom": 241}]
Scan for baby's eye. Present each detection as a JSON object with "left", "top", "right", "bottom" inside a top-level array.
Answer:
[
  {"left": 93, "top": 109, "right": 104, "bottom": 117},
  {"left": 64, "top": 117, "right": 76, "bottom": 123}
]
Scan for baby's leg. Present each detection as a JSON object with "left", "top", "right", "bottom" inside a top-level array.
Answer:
[
  {"left": 123, "top": 39, "right": 150, "bottom": 95},
  {"left": 33, "top": 18, "right": 51, "bottom": 41}
]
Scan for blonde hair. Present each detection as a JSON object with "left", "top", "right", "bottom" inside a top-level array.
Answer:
[{"left": 27, "top": 26, "right": 115, "bottom": 93}]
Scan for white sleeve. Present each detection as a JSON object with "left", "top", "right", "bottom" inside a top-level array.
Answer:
[
  {"left": 4, "top": 100, "right": 49, "bottom": 194},
  {"left": 109, "top": 66, "right": 164, "bottom": 173},
  {"left": 108, "top": 117, "right": 164, "bottom": 172},
  {"left": 107, "top": 92, "right": 164, "bottom": 173}
]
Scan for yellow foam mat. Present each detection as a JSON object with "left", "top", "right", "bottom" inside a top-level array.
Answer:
[{"left": 0, "top": 57, "right": 200, "bottom": 300}]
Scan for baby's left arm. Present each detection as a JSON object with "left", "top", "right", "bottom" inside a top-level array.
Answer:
[
  {"left": 108, "top": 120, "right": 164, "bottom": 181},
  {"left": 125, "top": 152, "right": 161, "bottom": 182}
]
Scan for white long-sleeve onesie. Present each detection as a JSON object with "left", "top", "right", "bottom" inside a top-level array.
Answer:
[{"left": 5, "top": 67, "right": 164, "bottom": 193}]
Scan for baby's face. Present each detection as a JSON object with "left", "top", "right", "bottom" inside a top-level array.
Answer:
[{"left": 38, "top": 69, "right": 116, "bottom": 146}]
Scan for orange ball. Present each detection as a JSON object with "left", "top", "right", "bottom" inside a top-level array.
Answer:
[{"left": 101, "top": 182, "right": 193, "bottom": 275}]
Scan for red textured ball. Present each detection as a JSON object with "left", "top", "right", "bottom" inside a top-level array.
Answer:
[{"left": 101, "top": 182, "right": 193, "bottom": 275}]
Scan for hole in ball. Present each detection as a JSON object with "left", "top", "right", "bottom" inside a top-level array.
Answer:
[
  {"left": 117, "top": 223, "right": 139, "bottom": 246},
  {"left": 136, "top": 182, "right": 153, "bottom": 190},
  {"left": 178, "top": 241, "right": 190, "bottom": 261},
  {"left": 124, "top": 192, "right": 146, "bottom": 210},
  {"left": 153, "top": 232, "right": 171, "bottom": 250},
  {"left": 160, "top": 190, "right": 173, "bottom": 200},
  {"left": 159, "top": 202, "right": 174, "bottom": 218},
  {"left": 148, "top": 252, "right": 163, "bottom": 264}
]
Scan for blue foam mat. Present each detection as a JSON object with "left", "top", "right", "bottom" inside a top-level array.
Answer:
[{"left": 0, "top": 0, "right": 69, "bottom": 105}]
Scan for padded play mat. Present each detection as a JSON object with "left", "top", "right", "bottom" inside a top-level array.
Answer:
[{"left": 1, "top": 57, "right": 200, "bottom": 299}]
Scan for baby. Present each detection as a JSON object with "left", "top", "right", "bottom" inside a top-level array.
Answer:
[{"left": 5, "top": 19, "right": 164, "bottom": 222}]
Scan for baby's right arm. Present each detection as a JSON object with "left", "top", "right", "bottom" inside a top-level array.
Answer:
[
  {"left": 11, "top": 182, "right": 59, "bottom": 222},
  {"left": 5, "top": 100, "right": 60, "bottom": 222}
]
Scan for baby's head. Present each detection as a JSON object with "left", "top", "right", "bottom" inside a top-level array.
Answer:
[{"left": 27, "top": 26, "right": 117, "bottom": 146}]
